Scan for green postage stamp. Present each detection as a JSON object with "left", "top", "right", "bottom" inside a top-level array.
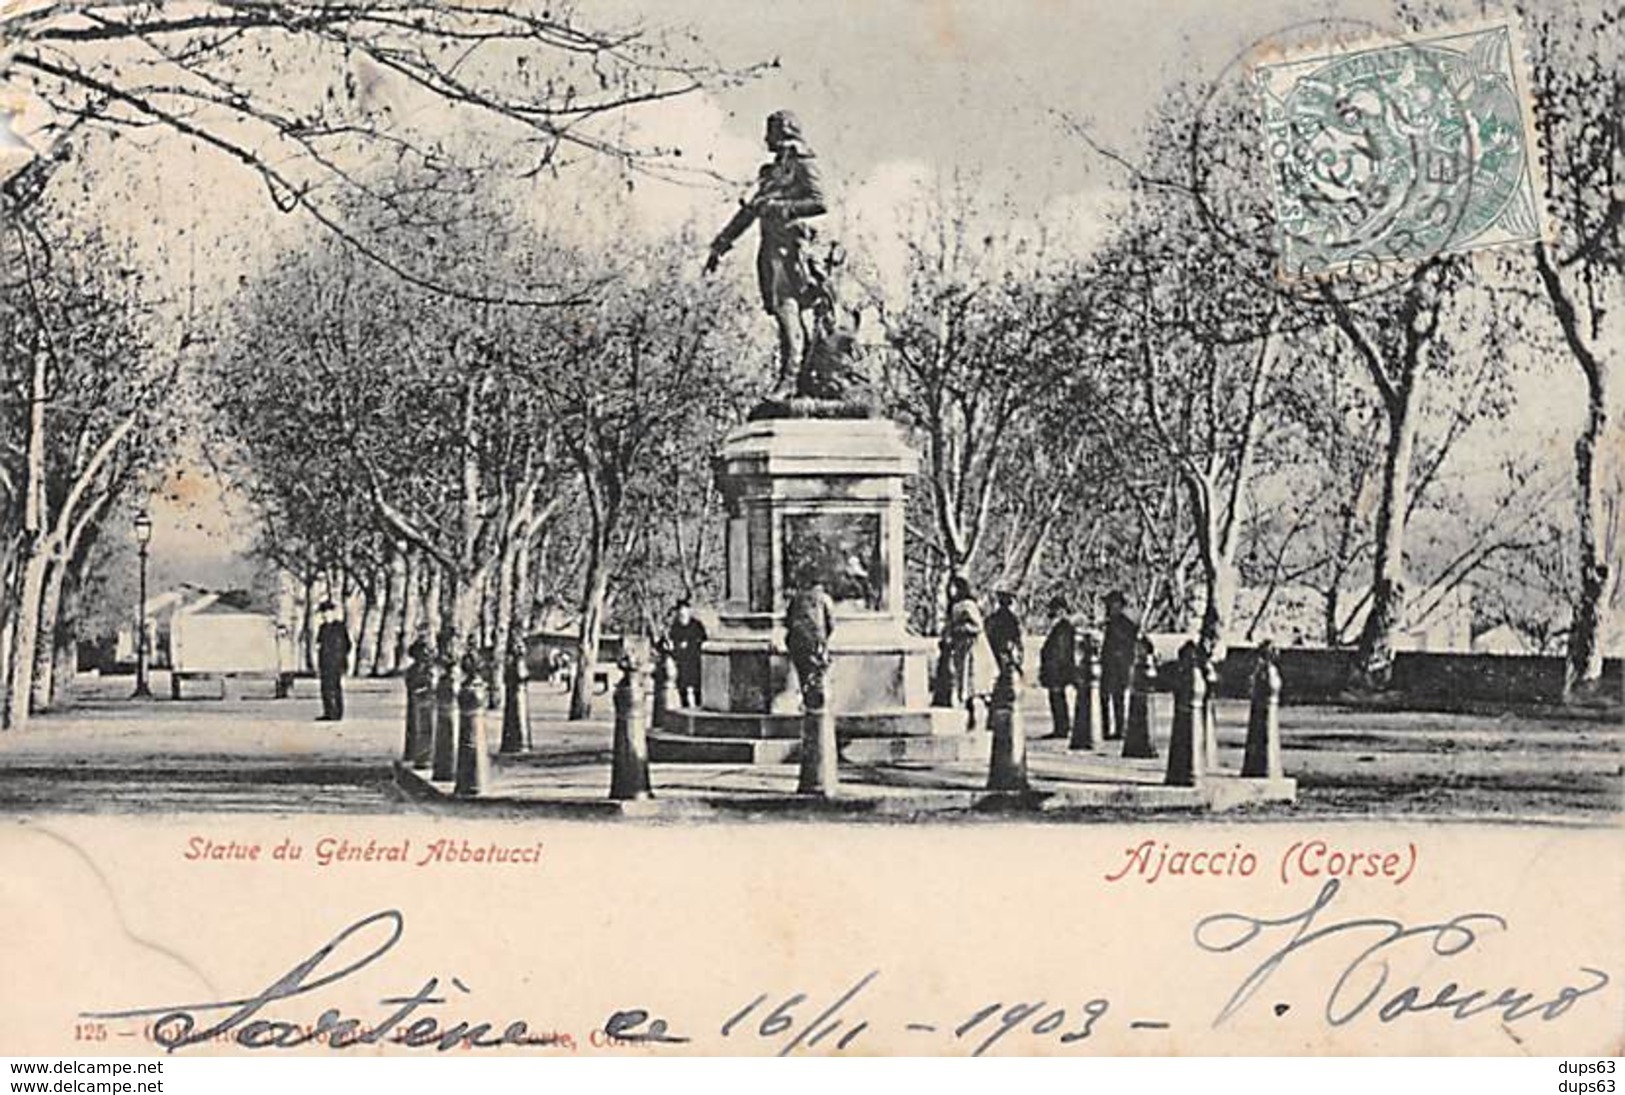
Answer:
[{"left": 1254, "top": 22, "right": 1544, "bottom": 280}]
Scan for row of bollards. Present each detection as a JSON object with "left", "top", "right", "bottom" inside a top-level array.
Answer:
[
  {"left": 990, "top": 641, "right": 1284, "bottom": 793},
  {"left": 1162, "top": 641, "right": 1283, "bottom": 787},
  {"left": 400, "top": 646, "right": 672, "bottom": 805},
  {"left": 400, "top": 643, "right": 494, "bottom": 799},
  {"left": 401, "top": 638, "right": 1284, "bottom": 804},
  {"left": 1063, "top": 642, "right": 1162, "bottom": 760}
]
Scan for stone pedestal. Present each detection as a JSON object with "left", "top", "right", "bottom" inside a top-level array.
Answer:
[{"left": 656, "top": 417, "right": 973, "bottom": 762}]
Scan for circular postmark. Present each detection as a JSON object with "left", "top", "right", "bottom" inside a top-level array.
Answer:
[
  {"left": 1186, "top": 17, "right": 1536, "bottom": 302},
  {"left": 1261, "top": 31, "right": 1528, "bottom": 280}
]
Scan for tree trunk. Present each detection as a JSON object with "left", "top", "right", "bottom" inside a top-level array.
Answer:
[
  {"left": 1356, "top": 388, "right": 1417, "bottom": 685},
  {"left": 1566, "top": 377, "right": 1611, "bottom": 693},
  {"left": 1201, "top": 553, "right": 1240, "bottom": 653},
  {"left": 6, "top": 347, "right": 49, "bottom": 731},
  {"left": 1324, "top": 579, "right": 1344, "bottom": 648},
  {"left": 1323, "top": 501, "right": 1359, "bottom": 646},
  {"left": 513, "top": 527, "right": 536, "bottom": 637},
  {"left": 1180, "top": 470, "right": 1236, "bottom": 652},
  {"left": 300, "top": 570, "right": 315, "bottom": 674},
  {"left": 29, "top": 557, "right": 67, "bottom": 712},
  {"left": 569, "top": 538, "right": 612, "bottom": 721},
  {"left": 489, "top": 528, "right": 519, "bottom": 711},
  {"left": 398, "top": 549, "right": 420, "bottom": 657},
  {"left": 481, "top": 557, "right": 502, "bottom": 710},
  {"left": 0, "top": 535, "right": 20, "bottom": 700},
  {"left": 1535, "top": 244, "right": 1613, "bottom": 695},
  {"left": 354, "top": 576, "right": 378, "bottom": 678},
  {"left": 4, "top": 542, "right": 48, "bottom": 730},
  {"left": 51, "top": 576, "right": 85, "bottom": 710},
  {"left": 424, "top": 564, "right": 445, "bottom": 647},
  {"left": 376, "top": 550, "right": 406, "bottom": 675}
]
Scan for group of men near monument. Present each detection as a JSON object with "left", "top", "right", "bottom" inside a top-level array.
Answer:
[
  {"left": 939, "top": 580, "right": 1143, "bottom": 738},
  {"left": 659, "top": 579, "right": 1143, "bottom": 739}
]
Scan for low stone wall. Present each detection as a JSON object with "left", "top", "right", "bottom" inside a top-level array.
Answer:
[{"left": 1211, "top": 646, "right": 1623, "bottom": 707}]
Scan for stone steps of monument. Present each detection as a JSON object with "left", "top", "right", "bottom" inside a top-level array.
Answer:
[
  {"left": 662, "top": 707, "right": 966, "bottom": 740},
  {"left": 648, "top": 731, "right": 992, "bottom": 765},
  {"left": 647, "top": 735, "right": 798, "bottom": 764}
]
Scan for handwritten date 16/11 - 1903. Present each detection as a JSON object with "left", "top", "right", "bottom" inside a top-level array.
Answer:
[{"left": 79, "top": 884, "right": 1611, "bottom": 1055}]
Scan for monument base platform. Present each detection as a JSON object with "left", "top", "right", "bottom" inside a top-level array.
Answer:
[
  {"left": 648, "top": 724, "right": 992, "bottom": 765},
  {"left": 652, "top": 703, "right": 982, "bottom": 764},
  {"left": 663, "top": 704, "right": 964, "bottom": 740}
]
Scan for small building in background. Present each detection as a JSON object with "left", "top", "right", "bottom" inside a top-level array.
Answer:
[{"left": 169, "top": 590, "right": 285, "bottom": 698}]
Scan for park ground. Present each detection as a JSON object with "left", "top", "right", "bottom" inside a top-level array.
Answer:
[{"left": 0, "top": 673, "right": 1618, "bottom": 821}]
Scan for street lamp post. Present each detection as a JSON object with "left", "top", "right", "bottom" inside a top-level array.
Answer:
[{"left": 132, "top": 512, "right": 153, "bottom": 699}]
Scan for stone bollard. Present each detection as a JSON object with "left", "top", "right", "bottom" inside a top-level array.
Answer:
[
  {"left": 610, "top": 658, "right": 652, "bottom": 801},
  {"left": 1164, "top": 644, "right": 1205, "bottom": 787},
  {"left": 499, "top": 646, "right": 529, "bottom": 755},
  {"left": 796, "top": 687, "right": 839, "bottom": 798},
  {"left": 1122, "top": 641, "right": 1159, "bottom": 759},
  {"left": 1201, "top": 649, "right": 1221, "bottom": 773},
  {"left": 986, "top": 668, "right": 1029, "bottom": 792},
  {"left": 650, "top": 649, "right": 678, "bottom": 732},
  {"left": 431, "top": 656, "right": 457, "bottom": 782},
  {"left": 454, "top": 655, "right": 489, "bottom": 798},
  {"left": 1070, "top": 634, "right": 1101, "bottom": 751},
  {"left": 1242, "top": 643, "right": 1284, "bottom": 779}
]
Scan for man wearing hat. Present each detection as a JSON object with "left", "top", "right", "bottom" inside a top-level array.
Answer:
[
  {"left": 1099, "top": 591, "right": 1139, "bottom": 741},
  {"left": 985, "top": 589, "right": 1026, "bottom": 684},
  {"left": 1038, "top": 596, "right": 1077, "bottom": 739},
  {"left": 315, "top": 601, "right": 352, "bottom": 722},
  {"left": 667, "top": 598, "right": 708, "bottom": 708}
]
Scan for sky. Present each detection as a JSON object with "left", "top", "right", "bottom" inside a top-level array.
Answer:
[{"left": 5, "top": 0, "right": 1606, "bottom": 590}]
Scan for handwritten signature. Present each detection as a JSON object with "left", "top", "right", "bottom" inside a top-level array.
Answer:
[
  {"left": 79, "top": 889, "right": 1610, "bottom": 1053},
  {"left": 79, "top": 910, "right": 680, "bottom": 1053},
  {"left": 1194, "top": 879, "right": 1610, "bottom": 1028}
]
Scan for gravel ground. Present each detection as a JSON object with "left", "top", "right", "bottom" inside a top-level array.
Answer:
[{"left": 0, "top": 672, "right": 1618, "bottom": 820}]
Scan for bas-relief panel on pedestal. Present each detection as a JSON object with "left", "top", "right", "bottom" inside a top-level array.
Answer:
[{"left": 781, "top": 511, "right": 885, "bottom": 611}]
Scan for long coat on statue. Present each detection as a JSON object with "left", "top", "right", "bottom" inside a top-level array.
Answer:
[{"left": 711, "top": 138, "right": 828, "bottom": 315}]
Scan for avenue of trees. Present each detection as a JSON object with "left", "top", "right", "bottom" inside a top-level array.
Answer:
[{"left": 1, "top": 0, "right": 1618, "bottom": 731}]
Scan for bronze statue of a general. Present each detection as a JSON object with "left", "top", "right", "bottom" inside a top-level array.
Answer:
[{"left": 705, "top": 110, "right": 867, "bottom": 411}]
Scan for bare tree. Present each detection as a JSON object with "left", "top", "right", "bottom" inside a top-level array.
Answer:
[
  {"left": 3, "top": 0, "right": 758, "bottom": 300},
  {"left": 1525, "top": 4, "right": 1624, "bottom": 693},
  {"left": 532, "top": 242, "right": 752, "bottom": 719},
  {"left": 1085, "top": 202, "right": 1287, "bottom": 649},
  {"left": 874, "top": 179, "right": 1078, "bottom": 624},
  {"left": 0, "top": 215, "right": 178, "bottom": 727}
]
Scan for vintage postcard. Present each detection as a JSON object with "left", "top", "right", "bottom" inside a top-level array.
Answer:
[{"left": 0, "top": 0, "right": 1620, "bottom": 1062}]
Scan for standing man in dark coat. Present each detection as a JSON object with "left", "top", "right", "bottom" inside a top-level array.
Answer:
[
  {"left": 315, "top": 600, "right": 352, "bottom": 722},
  {"left": 985, "top": 589, "right": 1026, "bottom": 683},
  {"left": 1038, "top": 596, "right": 1077, "bottom": 739},
  {"left": 1099, "top": 590, "right": 1139, "bottom": 741},
  {"left": 667, "top": 598, "right": 708, "bottom": 708}
]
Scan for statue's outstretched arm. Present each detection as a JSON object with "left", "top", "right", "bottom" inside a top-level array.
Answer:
[
  {"left": 711, "top": 201, "right": 759, "bottom": 253},
  {"left": 705, "top": 200, "right": 759, "bottom": 273}
]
